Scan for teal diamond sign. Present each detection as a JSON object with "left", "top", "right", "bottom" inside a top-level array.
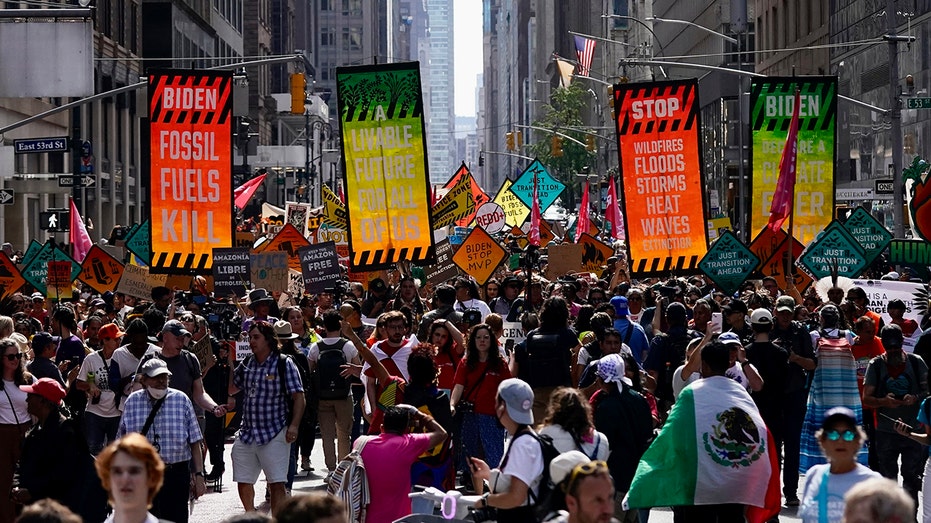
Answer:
[
  {"left": 125, "top": 220, "right": 150, "bottom": 265},
  {"left": 799, "top": 221, "right": 868, "bottom": 280},
  {"left": 21, "top": 241, "right": 80, "bottom": 296},
  {"left": 698, "top": 231, "right": 760, "bottom": 295},
  {"left": 842, "top": 207, "right": 892, "bottom": 266},
  {"left": 508, "top": 159, "right": 566, "bottom": 213}
]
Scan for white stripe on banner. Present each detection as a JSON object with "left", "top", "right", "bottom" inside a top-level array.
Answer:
[{"left": 690, "top": 376, "right": 773, "bottom": 506}]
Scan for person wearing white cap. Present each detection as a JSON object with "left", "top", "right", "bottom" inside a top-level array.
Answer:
[
  {"left": 468, "top": 378, "right": 545, "bottom": 523},
  {"left": 589, "top": 354, "right": 652, "bottom": 521},
  {"left": 548, "top": 451, "right": 616, "bottom": 523},
  {"left": 118, "top": 358, "right": 205, "bottom": 523}
]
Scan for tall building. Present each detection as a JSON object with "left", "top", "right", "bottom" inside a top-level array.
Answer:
[{"left": 423, "top": 0, "right": 455, "bottom": 184}]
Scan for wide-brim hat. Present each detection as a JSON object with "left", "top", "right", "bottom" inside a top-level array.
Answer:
[
  {"left": 274, "top": 320, "right": 299, "bottom": 340},
  {"left": 247, "top": 288, "right": 275, "bottom": 309}
]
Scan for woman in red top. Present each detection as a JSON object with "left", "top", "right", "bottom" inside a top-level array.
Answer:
[
  {"left": 851, "top": 314, "right": 885, "bottom": 470},
  {"left": 429, "top": 319, "right": 465, "bottom": 392},
  {"left": 449, "top": 324, "right": 511, "bottom": 487}
]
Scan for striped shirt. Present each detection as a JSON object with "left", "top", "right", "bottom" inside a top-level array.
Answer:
[{"left": 119, "top": 388, "right": 202, "bottom": 464}]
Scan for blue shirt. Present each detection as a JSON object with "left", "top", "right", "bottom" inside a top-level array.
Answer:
[
  {"left": 918, "top": 397, "right": 931, "bottom": 456},
  {"left": 233, "top": 351, "right": 304, "bottom": 445},
  {"left": 613, "top": 317, "right": 650, "bottom": 363},
  {"left": 119, "top": 388, "right": 202, "bottom": 464}
]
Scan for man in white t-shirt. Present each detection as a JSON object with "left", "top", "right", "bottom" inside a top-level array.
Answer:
[{"left": 308, "top": 310, "right": 360, "bottom": 472}]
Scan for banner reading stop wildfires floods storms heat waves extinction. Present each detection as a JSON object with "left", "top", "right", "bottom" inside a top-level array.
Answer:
[
  {"left": 147, "top": 70, "right": 234, "bottom": 274},
  {"left": 751, "top": 77, "right": 836, "bottom": 245},
  {"left": 336, "top": 62, "right": 435, "bottom": 270},
  {"left": 615, "top": 79, "right": 708, "bottom": 277}
]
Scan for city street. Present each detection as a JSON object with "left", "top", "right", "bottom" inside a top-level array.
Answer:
[{"left": 188, "top": 437, "right": 805, "bottom": 522}]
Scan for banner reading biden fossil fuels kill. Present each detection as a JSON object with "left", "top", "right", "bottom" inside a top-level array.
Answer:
[
  {"left": 147, "top": 70, "right": 234, "bottom": 274},
  {"left": 336, "top": 62, "right": 435, "bottom": 270},
  {"left": 614, "top": 79, "right": 708, "bottom": 277},
  {"left": 750, "top": 77, "right": 836, "bottom": 245}
]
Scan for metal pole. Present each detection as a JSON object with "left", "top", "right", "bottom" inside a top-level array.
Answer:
[
  {"left": 305, "top": 111, "right": 311, "bottom": 205},
  {"left": 736, "top": 33, "right": 747, "bottom": 241},
  {"left": 888, "top": 0, "right": 905, "bottom": 239}
]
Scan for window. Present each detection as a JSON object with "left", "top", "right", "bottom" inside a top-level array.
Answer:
[
  {"left": 321, "top": 0, "right": 332, "bottom": 10},
  {"left": 342, "top": 0, "right": 361, "bottom": 16},
  {"left": 321, "top": 28, "right": 335, "bottom": 46},
  {"left": 611, "top": 0, "right": 628, "bottom": 29},
  {"left": 342, "top": 27, "right": 361, "bottom": 51}
]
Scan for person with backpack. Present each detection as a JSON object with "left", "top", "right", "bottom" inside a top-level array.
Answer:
[
  {"left": 862, "top": 324, "right": 929, "bottom": 515},
  {"left": 610, "top": 296, "right": 648, "bottom": 364},
  {"left": 467, "top": 378, "right": 550, "bottom": 523},
  {"left": 309, "top": 310, "right": 361, "bottom": 474},
  {"left": 643, "top": 302, "right": 700, "bottom": 415},
  {"left": 539, "top": 387, "right": 610, "bottom": 461}
]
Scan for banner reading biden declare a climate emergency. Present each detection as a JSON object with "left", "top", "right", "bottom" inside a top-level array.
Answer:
[
  {"left": 336, "top": 62, "right": 435, "bottom": 270},
  {"left": 614, "top": 79, "right": 708, "bottom": 277},
  {"left": 147, "top": 70, "right": 234, "bottom": 273},
  {"left": 751, "top": 78, "right": 836, "bottom": 245}
]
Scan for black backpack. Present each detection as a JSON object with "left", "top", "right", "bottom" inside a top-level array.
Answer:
[
  {"left": 521, "top": 332, "right": 572, "bottom": 389},
  {"left": 500, "top": 431, "right": 562, "bottom": 521},
  {"left": 316, "top": 338, "right": 352, "bottom": 400}
]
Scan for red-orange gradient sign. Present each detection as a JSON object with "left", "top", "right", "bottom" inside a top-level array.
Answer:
[
  {"left": 615, "top": 79, "right": 708, "bottom": 277},
  {"left": 148, "top": 70, "right": 234, "bottom": 274}
]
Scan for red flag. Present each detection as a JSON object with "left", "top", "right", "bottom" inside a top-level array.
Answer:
[
  {"left": 767, "top": 89, "right": 801, "bottom": 232},
  {"left": 234, "top": 173, "right": 267, "bottom": 209},
  {"left": 575, "top": 180, "right": 591, "bottom": 243},
  {"left": 529, "top": 173, "right": 541, "bottom": 247},
  {"left": 69, "top": 198, "right": 93, "bottom": 263},
  {"left": 604, "top": 176, "right": 624, "bottom": 240}
]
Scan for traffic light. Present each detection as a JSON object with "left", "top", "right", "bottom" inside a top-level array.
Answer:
[
  {"left": 586, "top": 135, "right": 596, "bottom": 152},
  {"left": 551, "top": 136, "right": 564, "bottom": 157},
  {"left": 606, "top": 85, "right": 616, "bottom": 120},
  {"left": 290, "top": 73, "right": 306, "bottom": 114},
  {"left": 516, "top": 131, "right": 523, "bottom": 149},
  {"left": 506, "top": 132, "right": 515, "bottom": 151},
  {"left": 478, "top": 154, "right": 484, "bottom": 167}
]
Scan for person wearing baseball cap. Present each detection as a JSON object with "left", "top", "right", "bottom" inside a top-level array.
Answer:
[
  {"left": 718, "top": 329, "right": 763, "bottom": 394},
  {"left": 467, "top": 378, "right": 546, "bottom": 519},
  {"left": 745, "top": 308, "right": 789, "bottom": 462},
  {"left": 27, "top": 332, "right": 64, "bottom": 387},
  {"left": 722, "top": 299, "right": 752, "bottom": 344},
  {"left": 77, "top": 322, "right": 127, "bottom": 455},
  {"left": 10, "top": 378, "right": 96, "bottom": 518}
]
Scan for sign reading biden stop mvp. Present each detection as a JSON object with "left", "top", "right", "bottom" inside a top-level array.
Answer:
[
  {"left": 148, "top": 70, "right": 234, "bottom": 274},
  {"left": 615, "top": 79, "right": 709, "bottom": 277}
]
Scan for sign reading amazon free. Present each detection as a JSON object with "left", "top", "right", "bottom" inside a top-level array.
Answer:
[
  {"left": 336, "top": 62, "right": 435, "bottom": 270},
  {"left": 147, "top": 70, "right": 234, "bottom": 273}
]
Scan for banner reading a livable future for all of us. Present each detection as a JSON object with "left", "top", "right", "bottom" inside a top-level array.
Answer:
[
  {"left": 336, "top": 62, "right": 435, "bottom": 270},
  {"left": 751, "top": 77, "right": 836, "bottom": 245},
  {"left": 614, "top": 79, "right": 708, "bottom": 277}
]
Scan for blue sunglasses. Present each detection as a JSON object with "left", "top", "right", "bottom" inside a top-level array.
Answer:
[{"left": 825, "top": 429, "right": 857, "bottom": 442}]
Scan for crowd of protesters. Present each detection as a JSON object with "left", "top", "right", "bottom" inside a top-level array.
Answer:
[{"left": 2, "top": 245, "right": 930, "bottom": 522}]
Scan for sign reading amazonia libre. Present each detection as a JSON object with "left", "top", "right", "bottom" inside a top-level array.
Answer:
[
  {"left": 614, "top": 79, "right": 709, "bottom": 276},
  {"left": 147, "top": 70, "right": 234, "bottom": 273},
  {"left": 336, "top": 62, "right": 435, "bottom": 269},
  {"left": 750, "top": 78, "right": 836, "bottom": 245}
]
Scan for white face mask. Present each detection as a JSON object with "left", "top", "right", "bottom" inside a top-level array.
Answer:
[{"left": 147, "top": 387, "right": 167, "bottom": 400}]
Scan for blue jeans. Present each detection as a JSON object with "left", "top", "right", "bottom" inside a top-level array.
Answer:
[
  {"left": 460, "top": 413, "right": 505, "bottom": 475},
  {"left": 84, "top": 411, "right": 120, "bottom": 455}
]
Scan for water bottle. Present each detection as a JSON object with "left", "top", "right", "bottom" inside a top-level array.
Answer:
[{"left": 87, "top": 370, "right": 100, "bottom": 405}]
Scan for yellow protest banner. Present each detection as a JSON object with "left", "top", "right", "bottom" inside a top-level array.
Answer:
[
  {"left": 493, "top": 179, "right": 531, "bottom": 228},
  {"left": 337, "top": 62, "right": 435, "bottom": 269},
  {"left": 321, "top": 184, "right": 348, "bottom": 229}
]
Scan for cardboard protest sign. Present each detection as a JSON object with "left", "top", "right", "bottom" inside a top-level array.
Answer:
[
  {"left": 116, "top": 264, "right": 169, "bottom": 299},
  {"left": 250, "top": 251, "right": 289, "bottom": 292},
  {"left": 212, "top": 247, "right": 250, "bottom": 299},
  {"left": 298, "top": 242, "right": 342, "bottom": 294},
  {"left": 337, "top": 62, "right": 435, "bottom": 269},
  {"left": 546, "top": 243, "right": 584, "bottom": 280},
  {"left": 615, "top": 79, "right": 708, "bottom": 276},
  {"left": 147, "top": 70, "right": 234, "bottom": 273}
]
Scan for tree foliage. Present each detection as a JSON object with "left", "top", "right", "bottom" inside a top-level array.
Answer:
[{"left": 527, "top": 84, "right": 597, "bottom": 209}]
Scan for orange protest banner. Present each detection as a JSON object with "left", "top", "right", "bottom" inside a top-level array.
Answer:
[
  {"left": 452, "top": 227, "right": 507, "bottom": 285},
  {"left": 258, "top": 223, "right": 311, "bottom": 272},
  {"left": 148, "top": 70, "right": 234, "bottom": 274},
  {"left": 615, "top": 79, "right": 708, "bottom": 277},
  {"left": 0, "top": 253, "right": 25, "bottom": 300},
  {"left": 78, "top": 245, "right": 125, "bottom": 294},
  {"left": 442, "top": 162, "right": 491, "bottom": 227},
  {"left": 47, "top": 261, "right": 73, "bottom": 299}
]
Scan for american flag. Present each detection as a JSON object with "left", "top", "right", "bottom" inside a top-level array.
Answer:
[{"left": 574, "top": 35, "right": 596, "bottom": 77}]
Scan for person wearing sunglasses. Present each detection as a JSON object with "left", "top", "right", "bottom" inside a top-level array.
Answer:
[
  {"left": 798, "top": 407, "right": 879, "bottom": 523},
  {"left": 549, "top": 451, "right": 615, "bottom": 523},
  {"left": 1, "top": 338, "right": 31, "bottom": 522}
]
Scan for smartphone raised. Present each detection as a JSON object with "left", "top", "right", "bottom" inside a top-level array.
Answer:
[
  {"left": 879, "top": 412, "right": 913, "bottom": 431},
  {"left": 710, "top": 312, "right": 723, "bottom": 333}
]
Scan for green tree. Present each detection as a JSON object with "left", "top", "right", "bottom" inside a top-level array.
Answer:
[{"left": 527, "top": 83, "right": 597, "bottom": 210}]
